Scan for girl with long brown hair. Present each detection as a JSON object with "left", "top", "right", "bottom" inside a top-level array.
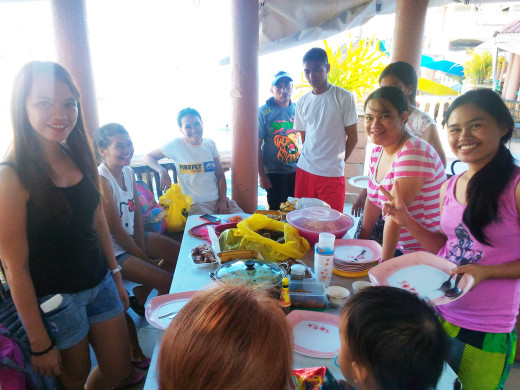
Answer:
[{"left": 0, "top": 61, "right": 139, "bottom": 389}]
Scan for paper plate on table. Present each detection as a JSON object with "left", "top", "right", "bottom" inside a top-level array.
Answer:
[
  {"left": 189, "top": 222, "right": 220, "bottom": 239},
  {"left": 145, "top": 291, "right": 198, "bottom": 330},
  {"left": 286, "top": 310, "right": 340, "bottom": 358},
  {"left": 368, "top": 252, "right": 474, "bottom": 306},
  {"left": 333, "top": 268, "right": 371, "bottom": 278},
  {"left": 348, "top": 175, "right": 369, "bottom": 189},
  {"left": 334, "top": 239, "right": 382, "bottom": 264},
  {"left": 333, "top": 261, "right": 373, "bottom": 272}
]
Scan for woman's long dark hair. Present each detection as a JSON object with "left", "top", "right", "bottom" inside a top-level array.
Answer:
[
  {"left": 10, "top": 61, "right": 99, "bottom": 219},
  {"left": 445, "top": 89, "right": 516, "bottom": 245},
  {"left": 379, "top": 61, "right": 418, "bottom": 105}
]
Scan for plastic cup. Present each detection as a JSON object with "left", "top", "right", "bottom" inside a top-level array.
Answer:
[
  {"left": 314, "top": 245, "right": 333, "bottom": 287},
  {"left": 352, "top": 281, "right": 373, "bottom": 294},
  {"left": 314, "top": 264, "right": 333, "bottom": 287},
  {"left": 318, "top": 232, "right": 335, "bottom": 254}
]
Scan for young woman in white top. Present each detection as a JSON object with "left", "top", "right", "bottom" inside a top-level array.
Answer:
[{"left": 97, "top": 124, "right": 179, "bottom": 316}]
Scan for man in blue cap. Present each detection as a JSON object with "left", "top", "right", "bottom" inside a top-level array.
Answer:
[{"left": 258, "top": 71, "right": 300, "bottom": 210}]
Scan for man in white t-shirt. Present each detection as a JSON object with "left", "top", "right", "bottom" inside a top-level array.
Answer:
[
  {"left": 294, "top": 47, "right": 358, "bottom": 212},
  {"left": 144, "top": 107, "right": 242, "bottom": 215}
]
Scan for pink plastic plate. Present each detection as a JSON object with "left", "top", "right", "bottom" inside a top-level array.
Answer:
[
  {"left": 334, "top": 239, "right": 382, "bottom": 264},
  {"left": 368, "top": 251, "right": 474, "bottom": 306},
  {"left": 189, "top": 222, "right": 220, "bottom": 239},
  {"left": 212, "top": 222, "right": 238, "bottom": 237},
  {"left": 286, "top": 310, "right": 340, "bottom": 358},
  {"left": 145, "top": 291, "right": 198, "bottom": 330}
]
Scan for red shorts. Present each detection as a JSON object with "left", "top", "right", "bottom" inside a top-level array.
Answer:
[{"left": 294, "top": 168, "right": 345, "bottom": 212}]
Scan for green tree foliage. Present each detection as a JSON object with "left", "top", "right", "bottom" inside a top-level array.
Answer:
[
  {"left": 463, "top": 50, "right": 492, "bottom": 85},
  {"left": 295, "top": 36, "right": 388, "bottom": 101}
]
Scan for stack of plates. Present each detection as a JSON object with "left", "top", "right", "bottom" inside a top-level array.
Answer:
[{"left": 332, "top": 239, "right": 382, "bottom": 277}]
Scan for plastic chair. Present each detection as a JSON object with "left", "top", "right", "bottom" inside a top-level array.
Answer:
[{"left": 450, "top": 160, "right": 468, "bottom": 176}]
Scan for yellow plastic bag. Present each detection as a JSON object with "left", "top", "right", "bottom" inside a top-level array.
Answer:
[
  {"left": 219, "top": 214, "right": 310, "bottom": 262},
  {"left": 159, "top": 184, "right": 192, "bottom": 233}
]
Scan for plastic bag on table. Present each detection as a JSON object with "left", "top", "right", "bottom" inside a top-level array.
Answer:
[
  {"left": 292, "top": 366, "right": 342, "bottom": 390},
  {"left": 218, "top": 214, "right": 310, "bottom": 262},
  {"left": 287, "top": 197, "right": 331, "bottom": 210},
  {"left": 159, "top": 184, "right": 192, "bottom": 233}
]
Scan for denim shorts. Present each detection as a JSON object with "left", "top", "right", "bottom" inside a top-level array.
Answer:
[
  {"left": 115, "top": 232, "right": 149, "bottom": 265},
  {"left": 37, "top": 271, "right": 124, "bottom": 350}
]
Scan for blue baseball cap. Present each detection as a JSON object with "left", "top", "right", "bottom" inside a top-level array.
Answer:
[{"left": 272, "top": 71, "right": 293, "bottom": 87}]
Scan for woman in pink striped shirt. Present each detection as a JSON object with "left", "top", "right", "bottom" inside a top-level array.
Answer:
[{"left": 359, "top": 87, "right": 446, "bottom": 260}]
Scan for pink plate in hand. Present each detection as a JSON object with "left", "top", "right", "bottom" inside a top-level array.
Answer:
[
  {"left": 334, "top": 239, "right": 382, "bottom": 264},
  {"left": 286, "top": 310, "right": 340, "bottom": 358},
  {"left": 145, "top": 291, "right": 198, "bottom": 330},
  {"left": 368, "top": 251, "right": 474, "bottom": 306}
]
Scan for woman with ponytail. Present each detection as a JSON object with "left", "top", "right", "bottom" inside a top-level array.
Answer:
[{"left": 382, "top": 88, "right": 520, "bottom": 389}]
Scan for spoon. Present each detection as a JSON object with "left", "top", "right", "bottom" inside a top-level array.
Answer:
[
  {"left": 445, "top": 274, "right": 463, "bottom": 298},
  {"left": 158, "top": 309, "right": 181, "bottom": 319},
  {"left": 351, "top": 249, "right": 367, "bottom": 262},
  {"left": 438, "top": 274, "right": 455, "bottom": 292}
]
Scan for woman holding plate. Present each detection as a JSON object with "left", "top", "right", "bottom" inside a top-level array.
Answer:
[
  {"left": 358, "top": 86, "right": 445, "bottom": 261},
  {"left": 382, "top": 89, "right": 520, "bottom": 389}
]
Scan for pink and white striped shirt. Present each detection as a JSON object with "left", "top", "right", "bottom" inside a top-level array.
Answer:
[{"left": 367, "top": 137, "right": 446, "bottom": 253}]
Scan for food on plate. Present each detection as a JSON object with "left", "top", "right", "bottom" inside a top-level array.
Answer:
[
  {"left": 227, "top": 215, "right": 243, "bottom": 223},
  {"left": 256, "top": 229, "right": 285, "bottom": 243},
  {"left": 191, "top": 244, "right": 216, "bottom": 264},
  {"left": 280, "top": 200, "right": 295, "bottom": 212},
  {"left": 254, "top": 210, "right": 282, "bottom": 220}
]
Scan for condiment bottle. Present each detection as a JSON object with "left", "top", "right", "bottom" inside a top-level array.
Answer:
[
  {"left": 279, "top": 277, "right": 291, "bottom": 308},
  {"left": 290, "top": 264, "right": 306, "bottom": 281}
]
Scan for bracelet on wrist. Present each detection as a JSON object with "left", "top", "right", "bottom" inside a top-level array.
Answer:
[
  {"left": 110, "top": 265, "right": 122, "bottom": 276},
  {"left": 30, "top": 339, "right": 55, "bottom": 356}
]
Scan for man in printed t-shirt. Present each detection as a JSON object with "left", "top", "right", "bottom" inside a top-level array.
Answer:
[
  {"left": 144, "top": 107, "right": 243, "bottom": 215},
  {"left": 258, "top": 71, "right": 300, "bottom": 210}
]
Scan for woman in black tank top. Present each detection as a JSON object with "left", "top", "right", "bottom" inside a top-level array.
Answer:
[{"left": 0, "top": 62, "right": 138, "bottom": 389}]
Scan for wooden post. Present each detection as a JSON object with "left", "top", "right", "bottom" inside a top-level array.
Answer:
[
  {"left": 230, "top": 0, "right": 258, "bottom": 213},
  {"left": 50, "top": 0, "right": 99, "bottom": 141},
  {"left": 391, "top": 0, "right": 429, "bottom": 73}
]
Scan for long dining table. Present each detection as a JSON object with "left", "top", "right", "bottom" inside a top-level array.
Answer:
[{"left": 142, "top": 214, "right": 458, "bottom": 389}]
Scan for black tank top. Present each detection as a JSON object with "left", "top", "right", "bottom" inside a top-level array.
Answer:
[{"left": 26, "top": 174, "right": 107, "bottom": 297}]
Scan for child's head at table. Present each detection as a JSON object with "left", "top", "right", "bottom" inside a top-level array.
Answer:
[
  {"left": 158, "top": 284, "right": 293, "bottom": 390},
  {"left": 338, "top": 286, "right": 449, "bottom": 390}
]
